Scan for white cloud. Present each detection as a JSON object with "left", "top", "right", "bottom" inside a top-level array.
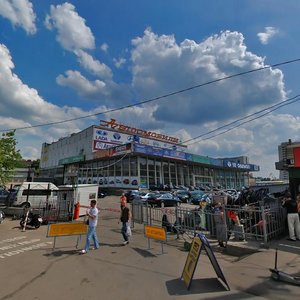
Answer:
[
  {"left": 0, "top": 0, "right": 36, "bottom": 34},
  {"left": 257, "top": 27, "right": 279, "bottom": 45},
  {"left": 45, "top": 2, "right": 95, "bottom": 51},
  {"left": 131, "top": 29, "right": 286, "bottom": 126},
  {"left": 74, "top": 49, "right": 112, "bottom": 79},
  {"left": 113, "top": 57, "right": 126, "bottom": 68},
  {"left": 0, "top": 43, "right": 97, "bottom": 159},
  {"left": 100, "top": 43, "right": 109, "bottom": 52},
  {"left": 56, "top": 70, "right": 107, "bottom": 96}
]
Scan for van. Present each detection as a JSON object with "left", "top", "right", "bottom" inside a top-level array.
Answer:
[
  {"left": 12, "top": 182, "right": 58, "bottom": 209},
  {"left": 59, "top": 184, "right": 98, "bottom": 216}
]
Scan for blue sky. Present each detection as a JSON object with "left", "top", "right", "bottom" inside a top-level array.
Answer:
[{"left": 1, "top": 0, "right": 300, "bottom": 178}]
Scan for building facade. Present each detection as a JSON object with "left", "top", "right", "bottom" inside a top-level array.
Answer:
[
  {"left": 275, "top": 139, "right": 300, "bottom": 197},
  {"left": 40, "top": 119, "right": 260, "bottom": 189},
  {"left": 277, "top": 141, "right": 290, "bottom": 180}
]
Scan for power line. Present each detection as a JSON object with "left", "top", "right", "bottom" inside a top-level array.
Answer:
[
  {"left": 184, "top": 94, "right": 300, "bottom": 146},
  {"left": 1, "top": 58, "right": 300, "bottom": 133}
]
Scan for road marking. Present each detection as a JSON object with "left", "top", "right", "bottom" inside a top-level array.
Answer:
[
  {"left": 279, "top": 243, "right": 300, "bottom": 250},
  {"left": 0, "top": 236, "right": 27, "bottom": 245},
  {"left": 0, "top": 237, "right": 53, "bottom": 259}
]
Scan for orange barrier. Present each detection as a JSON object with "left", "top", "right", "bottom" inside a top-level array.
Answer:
[{"left": 73, "top": 202, "right": 80, "bottom": 220}]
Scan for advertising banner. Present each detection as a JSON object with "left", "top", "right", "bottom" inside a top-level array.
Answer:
[
  {"left": 223, "top": 160, "right": 259, "bottom": 171},
  {"left": 93, "top": 127, "right": 186, "bottom": 152}
]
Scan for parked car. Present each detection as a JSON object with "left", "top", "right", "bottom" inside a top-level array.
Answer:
[
  {"left": 174, "top": 190, "right": 190, "bottom": 203},
  {"left": 125, "top": 190, "right": 141, "bottom": 202},
  {"left": 189, "top": 191, "right": 209, "bottom": 205},
  {"left": 0, "top": 187, "right": 9, "bottom": 206},
  {"left": 0, "top": 187, "right": 17, "bottom": 206},
  {"left": 146, "top": 192, "right": 181, "bottom": 207},
  {"left": 140, "top": 192, "right": 160, "bottom": 201}
]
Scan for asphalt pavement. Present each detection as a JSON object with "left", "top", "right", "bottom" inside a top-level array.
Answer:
[{"left": 0, "top": 197, "right": 299, "bottom": 300}]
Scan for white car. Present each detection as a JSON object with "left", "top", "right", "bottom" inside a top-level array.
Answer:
[{"left": 140, "top": 192, "right": 160, "bottom": 201}]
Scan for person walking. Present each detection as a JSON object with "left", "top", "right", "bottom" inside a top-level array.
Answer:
[
  {"left": 120, "top": 202, "right": 131, "bottom": 245},
  {"left": 120, "top": 192, "right": 127, "bottom": 209},
  {"left": 81, "top": 200, "right": 100, "bottom": 254},
  {"left": 297, "top": 194, "right": 300, "bottom": 219},
  {"left": 282, "top": 193, "right": 300, "bottom": 241}
]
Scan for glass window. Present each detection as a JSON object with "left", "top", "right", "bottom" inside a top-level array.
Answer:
[
  {"left": 108, "top": 159, "right": 115, "bottom": 176},
  {"left": 115, "top": 160, "right": 122, "bottom": 176},
  {"left": 122, "top": 158, "right": 129, "bottom": 176},
  {"left": 130, "top": 157, "right": 137, "bottom": 176}
]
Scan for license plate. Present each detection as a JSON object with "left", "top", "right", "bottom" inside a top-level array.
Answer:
[{"left": 38, "top": 218, "right": 43, "bottom": 222}]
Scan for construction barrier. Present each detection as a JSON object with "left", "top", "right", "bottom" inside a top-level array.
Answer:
[{"left": 47, "top": 222, "right": 88, "bottom": 250}]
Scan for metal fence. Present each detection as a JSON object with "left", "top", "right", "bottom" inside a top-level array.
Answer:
[{"left": 131, "top": 200, "right": 287, "bottom": 246}]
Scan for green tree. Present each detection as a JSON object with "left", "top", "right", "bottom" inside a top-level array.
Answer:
[{"left": 0, "top": 131, "right": 23, "bottom": 186}]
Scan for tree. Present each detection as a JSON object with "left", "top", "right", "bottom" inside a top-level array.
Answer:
[{"left": 0, "top": 131, "right": 23, "bottom": 186}]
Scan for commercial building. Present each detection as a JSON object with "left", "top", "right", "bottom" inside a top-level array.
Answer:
[
  {"left": 277, "top": 141, "right": 290, "bottom": 180},
  {"left": 40, "top": 119, "right": 259, "bottom": 189},
  {"left": 275, "top": 139, "right": 300, "bottom": 197}
]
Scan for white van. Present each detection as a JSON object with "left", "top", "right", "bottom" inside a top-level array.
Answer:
[
  {"left": 13, "top": 182, "right": 58, "bottom": 209},
  {"left": 59, "top": 184, "right": 98, "bottom": 216}
]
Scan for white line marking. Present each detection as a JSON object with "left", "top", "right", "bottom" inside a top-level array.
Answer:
[{"left": 279, "top": 243, "right": 300, "bottom": 250}]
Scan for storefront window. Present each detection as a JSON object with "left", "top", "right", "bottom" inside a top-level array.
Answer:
[
  {"left": 163, "top": 161, "right": 169, "bottom": 185},
  {"left": 148, "top": 159, "right": 155, "bottom": 185},
  {"left": 139, "top": 157, "right": 147, "bottom": 177},
  {"left": 170, "top": 162, "right": 176, "bottom": 186},
  {"left": 108, "top": 159, "right": 115, "bottom": 176},
  {"left": 115, "top": 160, "right": 122, "bottom": 176},
  {"left": 130, "top": 157, "right": 137, "bottom": 176},
  {"left": 122, "top": 158, "right": 129, "bottom": 176},
  {"left": 155, "top": 161, "right": 162, "bottom": 185}
]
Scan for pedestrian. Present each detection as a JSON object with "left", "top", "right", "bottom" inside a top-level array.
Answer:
[
  {"left": 213, "top": 202, "right": 227, "bottom": 247},
  {"left": 282, "top": 193, "right": 300, "bottom": 241},
  {"left": 120, "top": 192, "right": 127, "bottom": 209},
  {"left": 297, "top": 194, "right": 300, "bottom": 219},
  {"left": 81, "top": 199, "right": 99, "bottom": 254},
  {"left": 119, "top": 202, "right": 131, "bottom": 245}
]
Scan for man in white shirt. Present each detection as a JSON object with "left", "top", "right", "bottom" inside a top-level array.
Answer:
[{"left": 81, "top": 200, "right": 99, "bottom": 254}]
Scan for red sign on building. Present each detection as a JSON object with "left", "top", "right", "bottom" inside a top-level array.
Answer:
[{"left": 293, "top": 147, "right": 300, "bottom": 167}]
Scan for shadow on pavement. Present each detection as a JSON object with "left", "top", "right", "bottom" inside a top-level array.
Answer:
[
  {"left": 132, "top": 247, "right": 157, "bottom": 257},
  {"left": 43, "top": 249, "right": 79, "bottom": 257},
  {"left": 166, "top": 277, "right": 227, "bottom": 295}
]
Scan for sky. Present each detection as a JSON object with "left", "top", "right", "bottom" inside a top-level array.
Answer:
[{"left": 1, "top": 0, "right": 300, "bottom": 178}]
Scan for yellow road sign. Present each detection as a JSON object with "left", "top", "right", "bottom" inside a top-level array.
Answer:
[
  {"left": 144, "top": 225, "right": 166, "bottom": 241},
  {"left": 47, "top": 222, "right": 88, "bottom": 237},
  {"left": 182, "top": 237, "right": 202, "bottom": 288}
]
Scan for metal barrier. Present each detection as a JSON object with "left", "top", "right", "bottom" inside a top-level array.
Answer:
[{"left": 131, "top": 200, "right": 287, "bottom": 247}]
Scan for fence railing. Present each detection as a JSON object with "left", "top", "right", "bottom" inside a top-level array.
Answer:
[{"left": 131, "top": 200, "right": 287, "bottom": 247}]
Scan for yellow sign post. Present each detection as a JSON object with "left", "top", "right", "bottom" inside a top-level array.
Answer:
[
  {"left": 181, "top": 233, "right": 230, "bottom": 291},
  {"left": 181, "top": 237, "right": 202, "bottom": 289},
  {"left": 47, "top": 222, "right": 88, "bottom": 250},
  {"left": 144, "top": 225, "right": 167, "bottom": 254}
]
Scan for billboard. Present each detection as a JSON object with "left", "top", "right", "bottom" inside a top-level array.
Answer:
[{"left": 93, "top": 127, "right": 186, "bottom": 152}]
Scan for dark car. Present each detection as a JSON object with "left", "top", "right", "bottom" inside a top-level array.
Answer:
[
  {"left": 124, "top": 190, "right": 141, "bottom": 202},
  {"left": 146, "top": 192, "right": 181, "bottom": 207},
  {"left": 0, "top": 187, "right": 17, "bottom": 206},
  {"left": 174, "top": 190, "right": 191, "bottom": 203},
  {"left": 189, "top": 191, "right": 208, "bottom": 205},
  {"left": 0, "top": 188, "right": 9, "bottom": 206}
]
